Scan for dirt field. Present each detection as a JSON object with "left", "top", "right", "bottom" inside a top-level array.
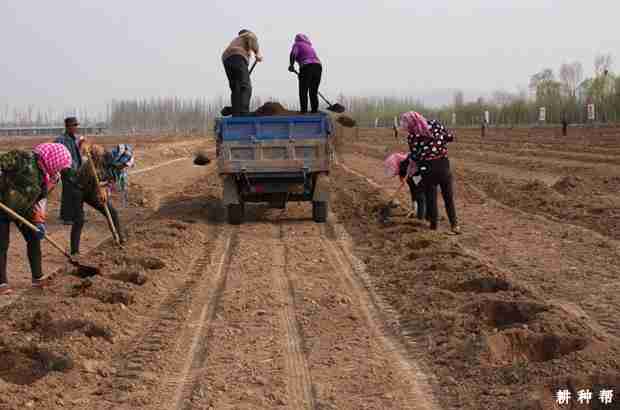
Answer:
[{"left": 1, "top": 126, "right": 619, "bottom": 409}]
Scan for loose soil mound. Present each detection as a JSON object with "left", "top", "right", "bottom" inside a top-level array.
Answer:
[
  {"left": 552, "top": 175, "right": 585, "bottom": 194},
  {"left": 253, "top": 101, "right": 296, "bottom": 116},
  {"left": 330, "top": 165, "right": 618, "bottom": 410},
  {"left": 0, "top": 198, "right": 212, "bottom": 409},
  {"left": 336, "top": 115, "right": 356, "bottom": 127},
  {"left": 460, "top": 169, "right": 620, "bottom": 240},
  {"left": 193, "top": 150, "right": 210, "bottom": 166}
]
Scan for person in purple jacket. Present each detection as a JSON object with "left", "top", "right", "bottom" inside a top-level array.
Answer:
[{"left": 288, "top": 34, "right": 322, "bottom": 113}]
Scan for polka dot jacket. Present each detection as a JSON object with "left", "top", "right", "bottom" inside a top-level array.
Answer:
[{"left": 407, "top": 120, "right": 455, "bottom": 161}]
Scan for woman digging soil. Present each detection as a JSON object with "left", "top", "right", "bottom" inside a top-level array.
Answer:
[
  {"left": 0, "top": 143, "right": 73, "bottom": 295},
  {"left": 399, "top": 111, "right": 460, "bottom": 234}
]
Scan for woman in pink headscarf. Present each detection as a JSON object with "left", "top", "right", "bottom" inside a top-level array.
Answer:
[
  {"left": 0, "top": 143, "right": 72, "bottom": 295},
  {"left": 399, "top": 111, "right": 460, "bottom": 234}
]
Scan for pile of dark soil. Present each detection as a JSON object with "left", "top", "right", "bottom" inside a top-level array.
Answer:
[
  {"left": 193, "top": 150, "right": 210, "bottom": 166},
  {"left": 253, "top": 102, "right": 296, "bottom": 116},
  {"left": 336, "top": 115, "right": 356, "bottom": 128}
]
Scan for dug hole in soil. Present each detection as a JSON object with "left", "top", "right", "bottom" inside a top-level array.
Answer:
[
  {"left": 0, "top": 199, "right": 212, "bottom": 409},
  {"left": 329, "top": 164, "right": 620, "bottom": 410}
]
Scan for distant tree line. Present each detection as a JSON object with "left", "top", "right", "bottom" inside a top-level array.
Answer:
[
  {"left": 107, "top": 97, "right": 222, "bottom": 133},
  {"left": 0, "top": 104, "right": 103, "bottom": 128},
  {"left": 343, "top": 53, "right": 620, "bottom": 128},
  {"left": 3, "top": 53, "right": 618, "bottom": 131}
]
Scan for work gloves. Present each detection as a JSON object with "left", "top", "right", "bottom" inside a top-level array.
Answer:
[
  {"left": 34, "top": 223, "right": 46, "bottom": 240},
  {"left": 97, "top": 186, "right": 108, "bottom": 205}
]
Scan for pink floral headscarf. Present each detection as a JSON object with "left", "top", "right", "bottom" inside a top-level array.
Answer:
[
  {"left": 33, "top": 143, "right": 72, "bottom": 189},
  {"left": 400, "top": 111, "right": 431, "bottom": 137}
]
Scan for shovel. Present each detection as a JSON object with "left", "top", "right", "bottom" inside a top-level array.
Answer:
[
  {"left": 291, "top": 69, "right": 346, "bottom": 114},
  {"left": 0, "top": 201, "right": 100, "bottom": 278},
  {"left": 86, "top": 149, "right": 122, "bottom": 247},
  {"left": 221, "top": 60, "right": 259, "bottom": 117},
  {"left": 378, "top": 181, "right": 406, "bottom": 224}
]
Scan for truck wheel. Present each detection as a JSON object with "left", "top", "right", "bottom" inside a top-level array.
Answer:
[
  {"left": 312, "top": 201, "right": 328, "bottom": 223},
  {"left": 227, "top": 203, "right": 244, "bottom": 225}
]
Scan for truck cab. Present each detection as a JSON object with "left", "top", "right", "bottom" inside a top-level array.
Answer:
[{"left": 215, "top": 114, "right": 334, "bottom": 224}]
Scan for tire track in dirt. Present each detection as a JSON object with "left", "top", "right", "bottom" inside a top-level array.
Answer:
[
  {"left": 180, "top": 220, "right": 291, "bottom": 409},
  {"left": 320, "top": 218, "right": 440, "bottom": 410},
  {"left": 271, "top": 205, "right": 439, "bottom": 409},
  {"left": 99, "top": 226, "right": 225, "bottom": 407},
  {"left": 273, "top": 222, "right": 316, "bottom": 410},
  {"left": 168, "top": 228, "right": 234, "bottom": 410}
]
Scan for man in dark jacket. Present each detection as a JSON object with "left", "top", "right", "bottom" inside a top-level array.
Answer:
[
  {"left": 55, "top": 117, "right": 94, "bottom": 257},
  {"left": 55, "top": 117, "right": 84, "bottom": 226}
]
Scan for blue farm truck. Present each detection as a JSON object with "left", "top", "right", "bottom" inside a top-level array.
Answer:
[{"left": 214, "top": 114, "right": 334, "bottom": 225}]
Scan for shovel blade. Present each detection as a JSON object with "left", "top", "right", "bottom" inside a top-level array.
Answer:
[
  {"left": 71, "top": 262, "right": 100, "bottom": 278},
  {"left": 328, "top": 103, "right": 346, "bottom": 114}
]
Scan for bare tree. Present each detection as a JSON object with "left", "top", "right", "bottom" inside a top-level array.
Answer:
[
  {"left": 453, "top": 90, "right": 464, "bottom": 108},
  {"left": 595, "top": 53, "right": 613, "bottom": 76},
  {"left": 559, "top": 61, "right": 583, "bottom": 98}
]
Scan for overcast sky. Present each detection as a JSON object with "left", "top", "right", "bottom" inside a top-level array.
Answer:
[{"left": 1, "top": 0, "right": 618, "bottom": 116}]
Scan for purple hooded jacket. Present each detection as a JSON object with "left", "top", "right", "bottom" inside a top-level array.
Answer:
[{"left": 290, "top": 34, "right": 321, "bottom": 67}]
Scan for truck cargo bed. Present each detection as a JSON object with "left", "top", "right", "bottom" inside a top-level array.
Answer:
[
  {"left": 215, "top": 114, "right": 333, "bottom": 175},
  {"left": 214, "top": 113, "right": 334, "bottom": 224}
]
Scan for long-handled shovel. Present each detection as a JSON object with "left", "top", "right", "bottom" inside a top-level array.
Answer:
[
  {"left": 291, "top": 69, "right": 346, "bottom": 113},
  {"left": 378, "top": 180, "right": 406, "bottom": 224},
  {"left": 86, "top": 149, "right": 122, "bottom": 247},
  {"left": 0, "top": 201, "right": 100, "bottom": 278},
  {"left": 221, "top": 60, "right": 259, "bottom": 117}
]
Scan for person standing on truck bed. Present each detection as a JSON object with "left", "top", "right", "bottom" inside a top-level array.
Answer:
[
  {"left": 288, "top": 34, "right": 322, "bottom": 114},
  {"left": 222, "top": 29, "right": 263, "bottom": 116}
]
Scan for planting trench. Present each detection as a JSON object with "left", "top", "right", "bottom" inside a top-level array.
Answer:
[{"left": 329, "top": 158, "right": 620, "bottom": 410}]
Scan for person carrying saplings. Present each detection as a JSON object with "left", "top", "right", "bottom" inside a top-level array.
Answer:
[
  {"left": 0, "top": 143, "right": 73, "bottom": 295},
  {"left": 62, "top": 143, "right": 134, "bottom": 257}
]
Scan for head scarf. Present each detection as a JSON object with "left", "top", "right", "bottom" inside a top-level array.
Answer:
[
  {"left": 33, "top": 143, "right": 72, "bottom": 189},
  {"left": 400, "top": 111, "right": 431, "bottom": 137},
  {"left": 107, "top": 144, "right": 134, "bottom": 197},
  {"left": 295, "top": 34, "right": 311, "bottom": 44},
  {"left": 384, "top": 152, "right": 408, "bottom": 177},
  {"left": 110, "top": 144, "right": 134, "bottom": 168}
]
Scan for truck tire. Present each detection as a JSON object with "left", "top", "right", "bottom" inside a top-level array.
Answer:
[
  {"left": 312, "top": 201, "right": 328, "bottom": 223},
  {"left": 227, "top": 203, "right": 244, "bottom": 225}
]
